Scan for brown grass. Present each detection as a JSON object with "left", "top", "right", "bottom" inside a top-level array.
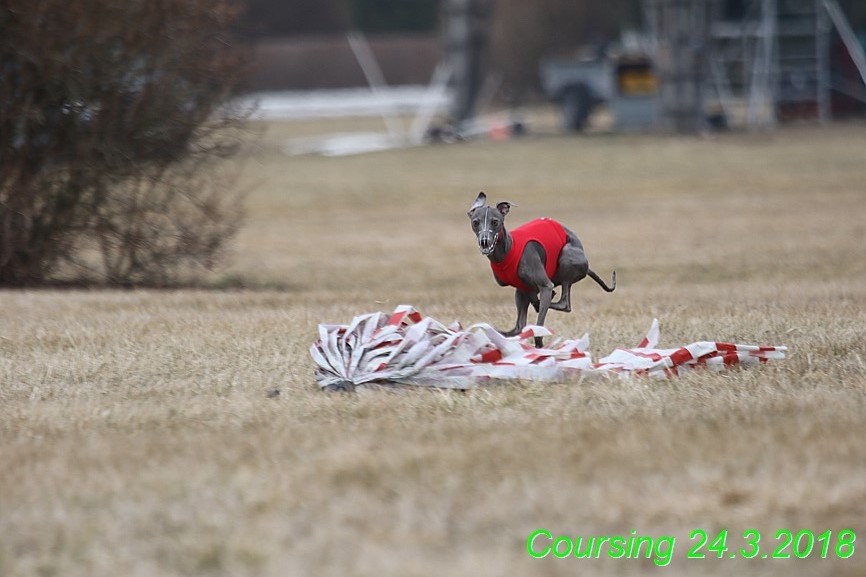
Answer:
[{"left": 2, "top": 117, "right": 866, "bottom": 577}]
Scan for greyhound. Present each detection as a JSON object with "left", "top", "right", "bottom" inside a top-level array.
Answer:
[{"left": 467, "top": 191, "right": 616, "bottom": 347}]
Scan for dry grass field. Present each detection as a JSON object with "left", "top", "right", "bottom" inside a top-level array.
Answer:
[{"left": 2, "top": 115, "right": 866, "bottom": 577}]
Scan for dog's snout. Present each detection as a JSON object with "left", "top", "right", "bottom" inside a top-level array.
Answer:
[{"left": 477, "top": 230, "right": 497, "bottom": 255}]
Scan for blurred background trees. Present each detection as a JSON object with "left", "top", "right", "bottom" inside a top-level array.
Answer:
[
  {"left": 238, "top": 0, "right": 644, "bottom": 96},
  {"left": 0, "top": 0, "right": 247, "bottom": 286},
  {"left": 239, "top": 0, "right": 441, "bottom": 37},
  {"left": 239, "top": 0, "right": 865, "bottom": 97}
]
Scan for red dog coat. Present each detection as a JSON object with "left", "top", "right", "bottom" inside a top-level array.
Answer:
[{"left": 489, "top": 218, "right": 567, "bottom": 293}]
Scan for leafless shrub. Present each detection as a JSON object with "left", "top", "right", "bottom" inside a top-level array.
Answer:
[{"left": 0, "top": 0, "right": 248, "bottom": 286}]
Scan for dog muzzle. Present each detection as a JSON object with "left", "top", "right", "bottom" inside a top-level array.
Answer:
[{"left": 477, "top": 230, "right": 499, "bottom": 256}]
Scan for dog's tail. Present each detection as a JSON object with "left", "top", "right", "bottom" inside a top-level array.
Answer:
[{"left": 588, "top": 269, "right": 616, "bottom": 292}]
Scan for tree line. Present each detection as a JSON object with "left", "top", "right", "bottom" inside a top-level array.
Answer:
[{"left": 238, "top": 0, "right": 441, "bottom": 37}]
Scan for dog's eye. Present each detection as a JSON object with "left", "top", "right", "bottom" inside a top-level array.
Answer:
[
  {"left": 491, "top": 220, "right": 499, "bottom": 227},
  {"left": 471, "top": 219, "right": 480, "bottom": 229}
]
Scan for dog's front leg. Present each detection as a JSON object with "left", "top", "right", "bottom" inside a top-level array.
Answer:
[
  {"left": 502, "top": 289, "right": 531, "bottom": 337},
  {"left": 534, "top": 283, "right": 554, "bottom": 347}
]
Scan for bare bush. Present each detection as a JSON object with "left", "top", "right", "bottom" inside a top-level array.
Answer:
[{"left": 0, "top": 0, "right": 248, "bottom": 286}]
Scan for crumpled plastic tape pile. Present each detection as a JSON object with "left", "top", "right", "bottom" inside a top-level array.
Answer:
[{"left": 311, "top": 305, "right": 787, "bottom": 390}]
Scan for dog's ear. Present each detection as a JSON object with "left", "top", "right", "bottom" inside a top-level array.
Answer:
[
  {"left": 467, "top": 191, "right": 487, "bottom": 216},
  {"left": 496, "top": 201, "right": 515, "bottom": 217}
]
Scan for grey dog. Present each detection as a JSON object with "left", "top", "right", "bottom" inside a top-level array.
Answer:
[{"left": 468, "top": 192, "right": 616, "bottom": 346}]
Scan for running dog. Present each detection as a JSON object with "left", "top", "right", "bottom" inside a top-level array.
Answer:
[{"left": 467, "top": 191, "right": 616, "bottom": 346}]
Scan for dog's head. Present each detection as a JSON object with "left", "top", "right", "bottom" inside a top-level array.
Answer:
[{"left": 467, "top": 192, "right": 514, "bottom": 256}]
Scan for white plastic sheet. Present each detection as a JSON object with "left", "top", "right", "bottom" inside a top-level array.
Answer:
[{"left": 311, "top": 305, "right": 787, "bottom": 390}]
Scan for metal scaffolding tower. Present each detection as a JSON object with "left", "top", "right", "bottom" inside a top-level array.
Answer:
[{"left": 650, "top": 0, "right": 866, "bottom": 130}]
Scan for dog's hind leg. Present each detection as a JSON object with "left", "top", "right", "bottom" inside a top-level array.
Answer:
[
  {"left": 551, "top": 234, "right": 589, "bottom": 312},
  {"left": 550, "top": 281, "right": 573, "bottom": 312}
]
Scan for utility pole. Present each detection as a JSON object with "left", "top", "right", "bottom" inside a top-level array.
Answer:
[{"left": 443, "top": 0, "right": 493, "bottom": 125}]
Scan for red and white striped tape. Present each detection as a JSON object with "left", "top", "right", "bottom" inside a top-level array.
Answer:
[{"left": 311, "top": 305, "right": 787, "bottom": 389}]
